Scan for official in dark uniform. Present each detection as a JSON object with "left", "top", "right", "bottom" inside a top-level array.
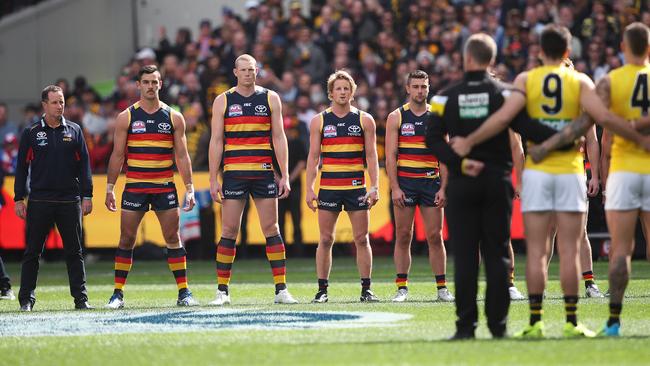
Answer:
[
  {"left": 14, "top": 85, "right": 93, "bottom": 311},
  {"left": 426, "top": 34, "right": 560, "bottom": 339}
]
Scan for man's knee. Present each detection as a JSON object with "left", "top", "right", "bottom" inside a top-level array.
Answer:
[
  {"left": 319, "top": 232, "right": 335, "bottom": 247},
  {"left": 354, "top": 232, "right": 369, "bottom": 247},
  {"left": 395, "top": 228, "right": 412, "bottom": 248},
  {"left": 261, "top": 222, "right": 280, "bottom": 238},
  {"left": 426, "top": 231, "right": 443, "bottom": 248}
]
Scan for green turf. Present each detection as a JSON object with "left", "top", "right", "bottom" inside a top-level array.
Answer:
[{"left": 1, "top": 256, "right": 650, "bottom": 366}]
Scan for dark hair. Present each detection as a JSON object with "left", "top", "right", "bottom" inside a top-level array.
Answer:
[
  {"left": 406, "top": 70, "right": 429, "bottom": 85},
  {"left": 41, "top": 85, "right": 64, "bottom": 102},
  {"left": 464, "top": 33, "right": 497, "bottom": 66},
  {"left": 624, "top": 22, "right": 650, "bottom": 57},
  {"left": 138, "top": 65, "right": 160, "bottom": 81},
  {"left": 540, "top": 24, "right": 571, "bottom": 60}
]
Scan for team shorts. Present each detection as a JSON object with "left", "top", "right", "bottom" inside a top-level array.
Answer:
[
  {"left": 318, "top": 188, "right": 368, "bottom": 212},
  {"left": 122, "top": 189, "right": 179, "bottom": 211},
  {"left": 398, "top": 177, "right": 441, "bottom": 207},
  {"left": 605, "top": 172, "right": 650, "bottom": 211},
  {"left": 222, "top": 175, "right": 278, "bottom": 200},
  {"left": 521, "top": 169, "right": 587, "bottom": 213}
]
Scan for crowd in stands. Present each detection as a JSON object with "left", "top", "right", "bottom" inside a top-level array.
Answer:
[{"left": 1, "top": 0, "right": 649, "bottom": 177}]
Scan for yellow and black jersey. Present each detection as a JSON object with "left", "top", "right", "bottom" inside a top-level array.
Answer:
[
  {"left": 319, "top": 107, "right": 366, "bottom": 190},
  {"left": 222, "top": 87, "right": 274, "bottom": 179},
  {"left": 525, "top": 65, "right": 583, "bottom": 174},
  {"left": 397, "top": 103, "right": 439, "bottom": 179},
  {"left": 609, "top": 63, "right": 650, "bottom": 174},
  {"left": 125, "top": 102, "right": 175, "bottom": 194}
]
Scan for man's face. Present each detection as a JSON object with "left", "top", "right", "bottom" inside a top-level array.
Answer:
[
  {"left": 330, "top": 79, "right": 353, "bottom": 105},
  {"left": 137, "top": 72, "right": 161, "bottom": 101},
  {"left": 42, "top": 91, "right": 65, "bottom": 119},
  {"left": 234, "top": 59, "right": 257, "bottom": 87},
  {"left": 406, "top": 77, "right": 429, "bottom": 104}
]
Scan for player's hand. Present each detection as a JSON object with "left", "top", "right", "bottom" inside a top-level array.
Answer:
[
  {"left": 364, "top": 186, "right": 379, "bottom": 208},
  {"left": 587, "top": 177, "right": 600, "bottom": 197},
  {"left": 81, "top": 199, "right": 93, "bottom": 216},
  {"left": 434, "top": 188, "right": 447, "bottom": 207},
  {"left": 14, "top": 200, "right": 26, "bottom": 219},
  {"left": 391, "top": 187, "right": 406, "bottom": 208},
  {"left": 278, "top": 176, "right": 291, "bottom": 199},
  {"left": 105, "top": 192, "right": 117, "bottom": 212},
  {"left": 528, "top": 144, "right": 550, "bottom": 164},
  {"left": 449, "top": 136, "right": 472, "bottom": 157},
  {"left": 210, "top": 179, "right": 223, "bottom": 204},
  {"left": 306, "top": 188, "right": 318, "bottom": 212},
  {"left": 514, "top": 182, "right": 522, "bottom": 200},
  {"left": 461, "top": 159, "right": 484, "bottom": 177},
  {"left": 183, "top": 185, "right": 196, "bottom": 212}
]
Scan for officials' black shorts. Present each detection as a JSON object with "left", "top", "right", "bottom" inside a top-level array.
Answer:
[
  {"left": 399, "top": 176, "right": 441, "bottom": 207},
  {"left": 222, "top": 175, "right": 278, "bottom": 200},
  {"left": 122, "top": 189, "right": 179, "bottom": 211},
  {"left": 318, "top": 188, "right": 368, "bottom": 212}
]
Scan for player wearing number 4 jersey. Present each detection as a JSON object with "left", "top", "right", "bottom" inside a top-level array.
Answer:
[{"left": 450, "top": 24, "right": 650, "bottom": 338}]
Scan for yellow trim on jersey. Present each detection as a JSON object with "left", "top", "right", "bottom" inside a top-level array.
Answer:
[
  {"left": 321, "top": 144, "right": 364, "bottom": 152},
  {"left": 125, "top": 177, "right": 173, "bottom": 185},
  {"left": 397, "top": 160, "right": 438, "bottom": 168},
  {"left": 127, "top": 159, "right": 173, "bottom": 168},
  {"left": 398, "top": 142, "right": 426, "bottom": 149},
  {"left": 358, "top": 109, "right": 365, "bottom": 132},
  {"left": 609, "top": 64, "right": 650, "bottom": 174},
  {"left": 169, "top": 108, "right": 175, "bottom": 129},
  {"left": 224, "top": 123, "right": 270, "bottom": 132},
  {"left": 127, "top": 140, "right": 174, "bottom": 148},
  {"left": 133, "top": 102, "right": 140, "bottom": 110},
  {"left": 223, "top": 163, "right": 272, "bottom": 171},
  {"left": 319, "top": 112, "right": 324, "bottom": 133},
  {"left": 321, "top": 164, "right": 365, "bottom": 173},
  {"left": 267, "top": 91, "right": 273, "bottom": 114},
  {"left": 224, "top": 143, "right": 272, "bottom": 151},
  {"left": 126, "top": 108, "right": 131, "bottom": 124},
  {"left": 319, "top": 185, "right": 366, "bottom": 190}
]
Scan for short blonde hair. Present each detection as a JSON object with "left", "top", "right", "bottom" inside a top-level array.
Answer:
[
  {"left": 235, "top": 54, "right": 257, "bottom": 68},
  {"left": 326, "top": 70, "right": 357, "bottom": 100}
]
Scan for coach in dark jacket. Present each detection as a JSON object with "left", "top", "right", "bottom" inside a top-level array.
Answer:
[
  {"left": 426, "top": 34, "right": 561, "bottom": 339},
  {"left": 14, "top": 85, "right": 93, "bottom": 311}
]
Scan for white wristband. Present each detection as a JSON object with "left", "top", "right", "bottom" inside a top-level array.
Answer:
[
  {"left": 186, "top": 183, "right": 194, "bottom": 193},
  {"left": 106, "top": 183, "right": 115, "bottom": 194}
]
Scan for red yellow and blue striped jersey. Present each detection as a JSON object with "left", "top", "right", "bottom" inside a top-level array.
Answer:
[
  {"left": 125, "top": 102, "right": 175, "bottom": 193},
  {"left": 223, "top": 87, "right": 274, "bottom": 179},
  {"left": 319, "top": 107, "right": 366, "bottom": 190},
  {"left": 397, "top": 103, "right": 439, "bottom": 179}
]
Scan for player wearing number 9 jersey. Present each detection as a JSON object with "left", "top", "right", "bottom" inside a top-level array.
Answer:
[{"left": 448, "top": 24, "right": 650, "bottom": 339}]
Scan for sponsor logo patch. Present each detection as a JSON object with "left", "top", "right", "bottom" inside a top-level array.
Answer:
[
  {"left": 167, "top": 193, "right": 175, "bottom": 200},
  {"left": 319, "top": 200, "right": 337, "bottom": 208},
  {"left": 36, "top": 132, "right": 47, "bottom": 139},
  {"left": 131, "top": 121, "right": 146, "bottom": 133},
  {"left": 401, "top": 123, "right": 415, "bottom": 136},
  {"left": 348, "top": 125, "right": 361, "bottom": 135},
  {"left": 255, "top": 105, "right": 268, "bottom": 114},
  {"left": 228, "top": 104, "right": 243, "bottom": 117},
  {"left": 123, "top": 200, "right": 142, "bottom": 208},
  {"left": 323, "top": 125, "right": 337, "bottom": 138},
  {"left": 352, "top": 179, "right": 363, "bottom": 186},
  {"left": 458, "top": 93, "right": 489, "bottom": 119},
  {"left": 158, "top": 122, "right": 172, "bottom": 132}
]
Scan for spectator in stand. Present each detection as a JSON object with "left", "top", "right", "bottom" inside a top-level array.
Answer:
[{"left": 0, "top": 103, "right": 18, "bottom": 148}]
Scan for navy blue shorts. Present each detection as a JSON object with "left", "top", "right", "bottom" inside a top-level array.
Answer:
[
  {"left": 318, "top": 188, "right": 368, "bottom": 212},
  {"left": 122, "top": 189, "right": 179, "bottom": 211},
  {"left": 222, "top": 175, "right": 277, "bottom": 200},
  {"left": 399, "top": 177, "right": 441, "bottom": 207}
]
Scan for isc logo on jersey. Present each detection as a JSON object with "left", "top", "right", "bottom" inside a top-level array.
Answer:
[
  {"left": 324, "top": 124, "right": 337, "bottom": 138},
  {"left": 158, "top": 122, "right": 172, "bottom": 134},
  {"left": 131, "top": 121, "right": 146, "bottom": 133},
  {"left": 228, "top": 104, "right": 243, "bottom": 117},
  {"left": 401, "top": 123, "right": 415, "bottom": 136},
  {"left": 348, "top": 125, "right": 361, "bottom": 136}
]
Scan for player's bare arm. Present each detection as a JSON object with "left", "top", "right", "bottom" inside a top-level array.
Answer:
[
  {"left": 305, "top": 114, "right": 323, "bottom": 212},
  {"left": 172, "top": 110, "right": 195, "bottom": 211},
  {"left": 208, "top": 93, "right": 226, "bottom": 203},
  {"left": 362, "top": 112, "right": 379, "bottom": 207},
  {"left": 384, "top": 109, "right": 405, "bottom": 208},
  {"left": 269, "top": 90, "right": 290, "bottom": 199},
  {"left": 105, "top": 109, "right": 130, "bottom": 212}
]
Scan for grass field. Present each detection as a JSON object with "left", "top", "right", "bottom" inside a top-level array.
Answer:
[{"left": 1, "top": 255, "right": 650, "bottom": 366}]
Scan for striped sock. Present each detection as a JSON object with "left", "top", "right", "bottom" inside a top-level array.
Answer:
[
  {"left": 509, "top": 268, "right": 515, "bottom": 288},
  {"left": 435, "top": 274, "right": 447, "bottom": 289},
  {"left": 266, "top": 235, "right": 287, "bottom": 294},
  {"left": 529, "top": 294, "right": 543, "bottom": 325},
  {"left": 167, "top": 247, "right": 188, "bottom": 293},
  {"left": 114, "top": 248, "right": 133, "bottom": 294},
  {"left": 608, "top": 303, "right": 622, "bottom": 326},
  {"left": 396, "top": 273, "right": 408, "bottom": 290},
  {"left": 582, "top": 271, "right": 595, "bottom": 287},
  {"left": 564, "top": 295, "right": 579, "bottom": 326},
  {"left": 216, "top": 237, "right": 236, "bottom": 295}
]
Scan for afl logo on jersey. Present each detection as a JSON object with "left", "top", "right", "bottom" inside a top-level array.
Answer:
[
  {"left": 323, "top": 124, "right": 337, "bottom": 138},
  {"left": 228, "top": 104, "right": 243, "bottom": 117},
  {"left": 348, "top": 125, "right": 361, "bottom": 136},
  {"left": 254, "top": 105, "right": 268, "bottom": 114},
  {"left": 131, "top": 121, "right": 146, "bottom": 133},
  {"left": 158, "top": 122, "right": 172, "bottom": 133},
  {"left": 401, "top": 123, "right": 415, "bottom": 136}
]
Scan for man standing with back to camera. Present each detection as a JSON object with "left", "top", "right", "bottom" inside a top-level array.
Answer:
[{"left": 14, "top": 85, "right": 93, "bottom": 311}]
